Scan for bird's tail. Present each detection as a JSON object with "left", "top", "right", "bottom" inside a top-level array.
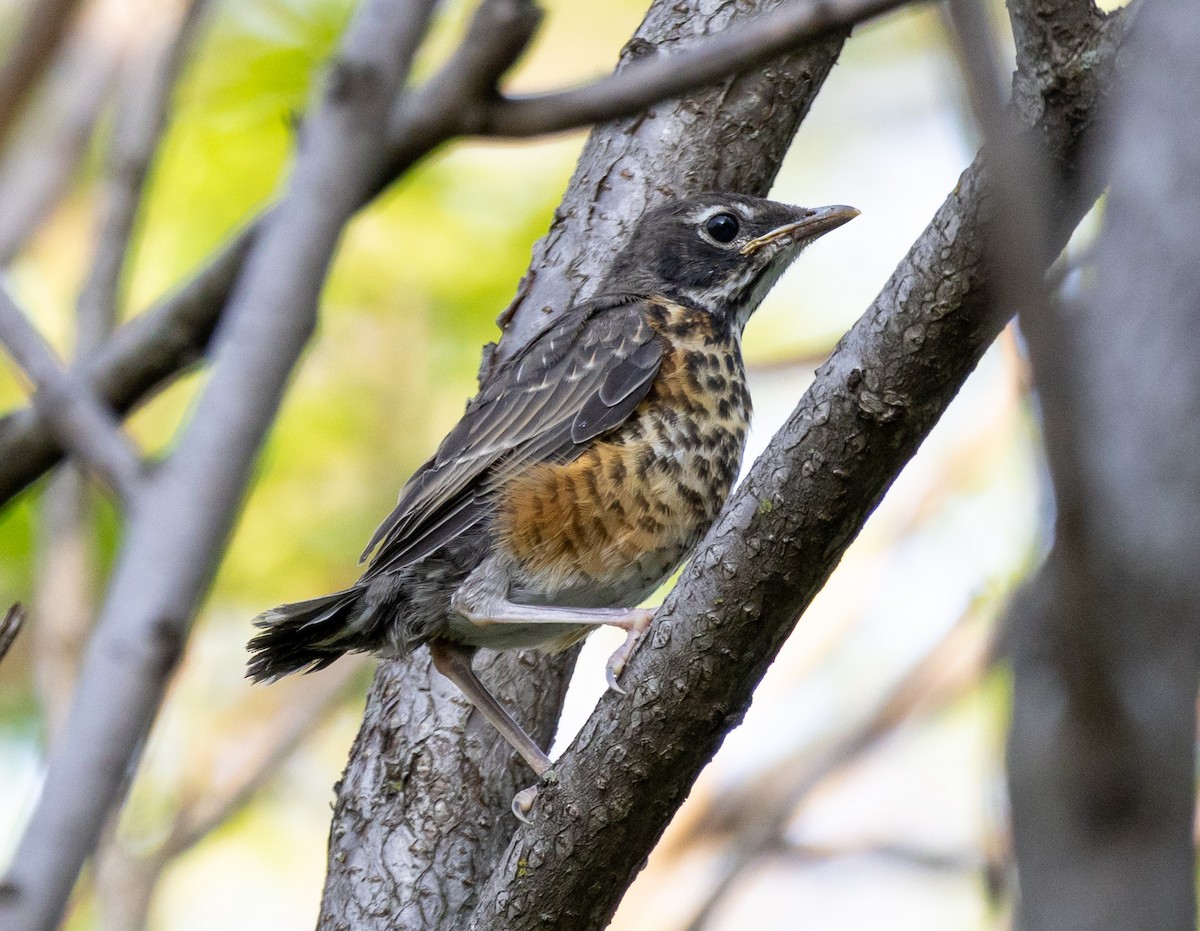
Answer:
[{"left": 246, "top": 588, "right": 373, "bottom": 682}]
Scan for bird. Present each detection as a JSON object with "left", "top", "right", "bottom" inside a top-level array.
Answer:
[{"left": 247, "top": 192, "right": 858, "bottom": 817}]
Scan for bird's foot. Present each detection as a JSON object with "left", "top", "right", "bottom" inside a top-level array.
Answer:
[
  {"left": 512, "top": 768, "right": 559, "bottom": 824},
  {"left": 604, "top": 608, "right": 654, "bottom": 694},
  {"left": 512, "top": 785, "right": 539, "bottom": 823}
]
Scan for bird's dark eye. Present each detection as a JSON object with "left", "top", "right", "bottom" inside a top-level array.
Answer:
[{"left": 705, "top": 212, "right": 740, "bottom": 244}]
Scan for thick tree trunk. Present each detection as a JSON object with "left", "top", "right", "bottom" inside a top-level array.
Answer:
[{"left": 1008, "top": 0, "right": 1200, "bottom": 927}]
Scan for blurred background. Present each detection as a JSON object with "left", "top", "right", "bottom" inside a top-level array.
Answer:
[{"left": 0, "top": 0, "right": 1092, "bottom": 927}]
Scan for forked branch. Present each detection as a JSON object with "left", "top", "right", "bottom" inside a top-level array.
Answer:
[{"left": 0, "top": 0, "right": 917, "bottom": 507}]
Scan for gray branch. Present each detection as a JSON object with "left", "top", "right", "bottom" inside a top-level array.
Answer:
[
  {"left": 1006, "top": 0, "right": 1200, "bottom": 926},
  {"left": 466, "top": 4, "right": 1127, "bottom": 927},
  {"left": 0, "top": 23, "right": 121, "bottom": 264},
  {"left": 683, "top": 606, "right": 992, "bottom": 931},
  {"left": 75, "top": 0, "right": 213, "bottom": 349},
  {"left": 0, "top": 0, "right": 86, "bottom": 149},
  {"left": 0, "top": 282, "right": 142, "bottom": 500},
  {"left": 0, "top": 604, "right": 23, "bottom": 666},
  {"left": 0, "top": 223, "right": 253, "bottom": 504},
  {"left": 0, "top": 2, "right": 440, "bottom": 928},
  {"left": 0, "top": 0, "right": 910, "bottom": 506},
  {"left": 481, "top": 0, "right": 915, "bottom": 137}
]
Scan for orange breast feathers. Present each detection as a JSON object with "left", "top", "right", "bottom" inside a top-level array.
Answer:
[
  {"left": 495, "top": 439, "right": 672, "bottom": 588},
  {"left": 493, "top": 341, "right": 750, "bottom": 591}
]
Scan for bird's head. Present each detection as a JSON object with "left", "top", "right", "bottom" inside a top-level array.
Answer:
[{"left": 604, "top": 192, "right": 859, "bottom": 331}]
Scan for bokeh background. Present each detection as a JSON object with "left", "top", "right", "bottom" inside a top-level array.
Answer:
[{"left": 0, "top": 0, "right": 1095, "bottom": 927}]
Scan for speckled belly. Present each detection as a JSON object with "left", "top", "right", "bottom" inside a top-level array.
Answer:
[{"left": 494, "top": 343, "right": 751, "bottom": 611}]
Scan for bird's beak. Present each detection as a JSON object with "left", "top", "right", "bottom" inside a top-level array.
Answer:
[{"left": 740, "top": 204, "right": 860, "bottom": 255}]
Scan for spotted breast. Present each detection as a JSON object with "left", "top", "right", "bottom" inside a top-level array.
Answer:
[{"left": 495, "top": 297, "right": 752, "bottom": 613}]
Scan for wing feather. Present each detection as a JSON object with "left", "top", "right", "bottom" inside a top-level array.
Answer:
[
  {"left": 361, "top": 295, "right": 663, "bottom": 577},
  {"left": 572, "top": 337, "right": 663, "bottom": 444}
]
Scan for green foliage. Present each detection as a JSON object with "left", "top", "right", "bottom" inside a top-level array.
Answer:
[{"left": 127, "top": 0, "right": 354, "bottom": 309}]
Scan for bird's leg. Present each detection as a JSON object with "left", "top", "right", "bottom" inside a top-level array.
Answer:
[
  {"left": 428, "top": 639, "right": 550, "bottom": 822},
  {"left": 603, "top": 609, "right": 653, "bottom": 694},
  {"left": 451, "top": 584, "right": 655, "bottom": 693},
  {"left": 428, "top": 639, "right": 551, "bottom": 778}
]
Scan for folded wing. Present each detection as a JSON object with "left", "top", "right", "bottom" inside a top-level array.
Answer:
[{"left": 361, "top": 295, "right": 664, "bottom": 577}]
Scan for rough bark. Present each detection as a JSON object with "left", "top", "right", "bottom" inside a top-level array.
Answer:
[
  {"left": 1007, "top": 0, "right": 1200, "bottom": 927},
  {"left": 317, "top": 3, "right": 846, "bottom": 928},
  {"left": 465, "top": 5, "right": 1127, "bottom": 929}
]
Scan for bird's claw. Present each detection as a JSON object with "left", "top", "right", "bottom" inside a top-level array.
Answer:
[
  {"left": 512, "top": 784, "right": 539, "bottom": 824},
  {"left": 604, "top": 608, "right": 654, "bottom": 695},
  {"left": 512, "top": 766, "right": 560, "bottom": 823}
]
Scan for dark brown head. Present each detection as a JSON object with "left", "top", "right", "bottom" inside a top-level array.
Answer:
[{"left": 603, "top": 192, "right": 858, "bottom": 331}]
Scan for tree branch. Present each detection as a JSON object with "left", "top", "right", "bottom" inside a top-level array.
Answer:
[
  {"left": 26, "top": 1, "right": 218, "bottom": 892},
  {"left": 0, "top": 0, "right": 917, "bottom": 508},
  {"left": 775, "top": 840, "right": 988, "bottom": 874},
  {"left": 0, "top": 0, "right": 86, "bottom": 150},
  {"left": 0, "top": 16, "right": 122, "bottom": 264},
  {"left": 75, "top": 0, "right": 213, "bottom": 349},
  {"left": 0, "top": 222, "right": 253, "bottom": 505},
  {"left": 0, "top": 2, "right": 442, "bottom": 928},
  {"left": 1004, "top": 0, "right": 1200, "bottom": 925},
  {"left": 31, "top": 465, "right": 95, "bottom": 744},
  {"left": 0, "top": 604, "right": 23, "bottom": 666},
  {"left": 88, "top": 660, "right": 366, "bottom": 931},
  {"left": 945, "top": 0, "right": 1056, "bottom": 325},
  {"left": 682, "top": 604, "right": 992, "bottom": 931},
  {"left": 166, "top": 658, "right": 368, "bottom": 860},
  {"left": 0, "top": 282, "right": 142, "bottom": 501},
  {"left": 1007, "top": 0, "right": 1100, "bottom": 81},
  {"left": 466, "top": 6, "right": 1129, "bottom": 927},
  {"left": 483, "top": 0, "right": 916, "bottom": 137}
]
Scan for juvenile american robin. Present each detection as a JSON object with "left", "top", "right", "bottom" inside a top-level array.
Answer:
[{"left": 247, "top": 192, "right": 857, "bottom": 814}]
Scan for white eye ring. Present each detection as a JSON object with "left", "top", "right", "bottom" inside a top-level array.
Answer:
[{"left": 703, "top": 212, "right": 741, "bottom": 245}]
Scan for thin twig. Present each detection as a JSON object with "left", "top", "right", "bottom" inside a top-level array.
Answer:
[
  {"left": 76, "top": 0, "right": 214, "bottom": 348},
  {"left": 89, "top": 658, "right": 367, "bottom": 931},
  {"left": 162, "top": 657, "right": 367, "bottom": 858},
  {"left": 776, "top": 839, "right": 988, "bottom": 874},
  {"left": 0, "top": 604, "right": 24, "bottom": 666},
  {"left": 31, "top": 466, "right": 95, "bottom": 744},
  {"left": 379, "top": 0, "right": 543, "bottom": 184},
  {"left": 381, "top": 0, "right": 915, "bottom": 178},
  {"left": 0, "top": 281, "right": 141, "bottom": 501},
  {"left": 944, "top": 0, "right": 1055, "bottom": 304},
  {"left": 483, "top": 0, "right": 918, "bottom": 136},
  {"left": 0, "top": 26, "right": 121, "bottom": 263},
  {"left": 0, "top": 0, "right": 87, "bottom": 150},
  {"left": 27, "top": 0, "right": 214, "bottom": 813},
  {"left": 944, "top": 0, "right": 1081, "bottom": 523}
]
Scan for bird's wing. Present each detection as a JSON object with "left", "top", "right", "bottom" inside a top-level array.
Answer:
[{"left": 361, "top": 294, "right": 665, "bottom": 576}]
